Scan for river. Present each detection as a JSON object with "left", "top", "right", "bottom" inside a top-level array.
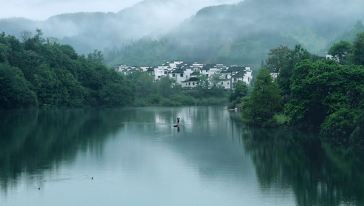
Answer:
[{"left": 0, "top": 107, "right": 363, "bottom": 206}]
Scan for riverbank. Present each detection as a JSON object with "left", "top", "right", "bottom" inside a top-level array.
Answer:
[{"left": 235, "top": 34, "right": 364, "bottom": 150}]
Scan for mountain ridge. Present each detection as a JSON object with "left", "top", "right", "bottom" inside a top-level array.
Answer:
[{"left": 105, "top": 0, "right": 364, "bottom": 67}]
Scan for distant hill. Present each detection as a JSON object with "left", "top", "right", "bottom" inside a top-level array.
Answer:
[
  {"left": 0, "top": 0, "right": 238, "bottom": 53},
  {"left": 334, "top": 21, "right": 364, "bottom": 43},
  {"left": 106, "top": 0, "right": 364, "bottom": 67},
  {"left": 1, "top": 0, "right": 363, "bottom": 67}
]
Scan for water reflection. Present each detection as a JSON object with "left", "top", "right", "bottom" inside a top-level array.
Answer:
[
  {"left": 0, "top": 109, "right": 132, "bottom": 192},
  {"left": 242, "top": 128, "right": 364, "bottom": 206},
  {"left": 0, "top": 107, "right": 362, "bottom": 206}
]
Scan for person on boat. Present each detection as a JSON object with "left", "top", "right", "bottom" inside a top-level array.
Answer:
[{"left": 174, "top": 117, "right": 181, "bottom": 127}]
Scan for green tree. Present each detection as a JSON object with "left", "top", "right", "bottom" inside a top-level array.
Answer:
[
  {"left": 353, "top": 32, "right": 364, "bottom": 65},
  {"left": 0, "top": 64, "right": 37, "bottom": 108},
  {"left": 229, "top": 81, "right": 248, "bottom": 108},
  {"left": 287, "top": 60, "right": 364, "bottom": 130},
  {"left": 278, "top": 45, "right": 311, "bottom": 98},
  {"left": 265, "top": 45, "right": 310, "bottom": 99},
  {"left": 242, "top": 69, "right": 282, "bottom": 127},
  {"left": 87, "top": 50, "right": 104, "bottom": 65},
  {"left": 320, "top": 108, "right": 357, "bottom": 147},
  {"left": 328, "top": 41, "right": 352, "bottom": 64},
  {"left": 351, "top": 113, "right": 364, "bottom": 148},
  {"left": 266, "top": 45, "right": 291, "bottom": 73}
]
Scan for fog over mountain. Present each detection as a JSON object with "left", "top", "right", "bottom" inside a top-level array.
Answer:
[
  {"left": 1, "top": 0, "right": 364, "bottom": 67},
  {"left": 106, "top": 0, "right": 364, "bottom": 66},
  {"left": 0, "top": 0, "right": 240, "bottom": 53}
]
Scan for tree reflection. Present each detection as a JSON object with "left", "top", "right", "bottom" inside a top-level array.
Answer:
[
  {"left": 242, "top": 128, "right": 364, "bottom": 206},
  {"left": 0, "top": 108, "right": 132, "bottom": 192}
]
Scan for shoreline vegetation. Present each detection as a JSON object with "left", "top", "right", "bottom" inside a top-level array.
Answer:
[
  {"left": 1, "top": 29, "right": 363, "bottom": 151},
  {"left": 232, "top": 33, "right": 364, "bottom": 151},
  {"left": 0, "top": 31, "right": 228, "bottom": 109}
]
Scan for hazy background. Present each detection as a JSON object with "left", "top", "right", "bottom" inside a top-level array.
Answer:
[
  {"left": 0, "top": 0, "right": 241, "bottom": 19},
  {"left": 0, "top": 0, "right": 364, "bottom": 67},
  {"left": 0, "top": 0, "right": 142, "bottom": 20}
]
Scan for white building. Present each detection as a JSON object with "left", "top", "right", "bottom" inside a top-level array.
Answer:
[
  {"left": 270, "top": 72, "right": 279, "bottom": 80},
  {"left": 115, "top": 61, "right": 254, "bottom": 89},
  {"left": 182, "top": 77, "right": 200, "bottom": 88},
  {"left": 168, "top": 61, "right": 184, "bottom": 69},
  {"left": 243, "top": 67, "right": 253, "bottom": 85},
  {"left": 154, "top": 67, "right": 166, "bottom": 80},
  {"left": 170, "top": 69, "right": 187, "bottom": 84}
]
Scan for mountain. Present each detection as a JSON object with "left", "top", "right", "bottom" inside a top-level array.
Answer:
[
  {"left": 334, "top": 21, "right": 364, "bottom": 43},
  {"left": 0, "top": 0, "right": 239, "bottom": 53},
  {"left": 106, "top": 0, "right": 364, "bottom": 67}
]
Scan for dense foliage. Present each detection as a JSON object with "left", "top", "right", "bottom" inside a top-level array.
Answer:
[
  {"left": 229, "top": 81, "right": 248, "bottom": 109},
  {"left": 0, "top": 31, "right": 133, "bottom": 108},
  {"left": 0, "top": 32, "right": 230, "bottom": 109},
  {"left": 240, "top": 32, "right": 364, "bottom": 149},
  {"left": 128, "top": 72, "right": 228, "bottom": 106},
  {"left": 241, "top": 69, "right": 282, "bottom": 127}
]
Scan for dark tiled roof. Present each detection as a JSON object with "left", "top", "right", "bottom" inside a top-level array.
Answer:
[
  {"left": 172, "top": 69, "right": 184, "bottom": 74},
  {"left": 232, "top": 71, "right": 247, "bottom": 78},
  {"left": 183, "top": 77, "right": 200, "bottom": 82}
]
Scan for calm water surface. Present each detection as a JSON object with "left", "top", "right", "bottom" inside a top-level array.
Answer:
[{"left": 0, "top": 107, "right": 363, "bottom": 206}]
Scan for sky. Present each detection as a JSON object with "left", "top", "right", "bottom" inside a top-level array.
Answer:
[
  {"left": 0, "top": 0, "right": 240, "bottom": 20},
  {"left": 0, "top": 0, "right": 142, "bottom": 20}
]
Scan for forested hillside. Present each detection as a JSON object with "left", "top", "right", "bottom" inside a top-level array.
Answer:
[
  {"left": 0, "top": 0, "right": 239, "bottom": 53},
  {"left": 0, "top": 31, "right": 133, "bottom": 108},
  {"left": 106, "top": 0, "right": 364, "bottom": 67},
  {"left": 0, "top": 32, "right": 229, "bottom": 109}
]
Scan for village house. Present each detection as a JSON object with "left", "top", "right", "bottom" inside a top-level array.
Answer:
[
  {"left": 114, "top": 61, "right": 254, "bottom": 90},
  {"left": 182, "top": 77, "right": 200, "bottom": 88}
]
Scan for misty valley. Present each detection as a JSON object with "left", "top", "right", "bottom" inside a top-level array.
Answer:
[{"left": 0, "top": 0, "right": 364, "bottom": 206}]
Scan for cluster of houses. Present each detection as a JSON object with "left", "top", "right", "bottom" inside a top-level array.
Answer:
[{"left": 114, "top": 61, "right": 253, "bottom": 90}]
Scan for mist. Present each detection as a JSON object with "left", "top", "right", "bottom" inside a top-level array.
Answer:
[
  {"left": 0, "top": 0, "right": 241, "bottom": 53},
  {"left": 105, "top": 0, "right": 364, "bottom": 66},
  {"left": 0, "top": 0, "right": 364, "bottom": 66}
]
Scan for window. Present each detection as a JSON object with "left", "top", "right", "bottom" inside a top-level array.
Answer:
[{"left": 180, "top": 74, "right": 183, "bottom": 77}]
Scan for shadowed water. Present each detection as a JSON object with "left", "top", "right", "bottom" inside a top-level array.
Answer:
[{"left": 0, "top": 107, "right": 363, "bottom": 206}]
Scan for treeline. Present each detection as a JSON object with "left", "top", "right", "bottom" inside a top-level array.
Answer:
[
  {"left": 237, "top": 33, "right": 364, "bottom": 149},
  {"left": 128, "top": 72, "right": 228, "bottom": 106},
  {"left": 0, "top": 31, "right": 134, "bottom": 108},
  {"left": 0, "top": 31, "right": 229, "bottom": 108}
]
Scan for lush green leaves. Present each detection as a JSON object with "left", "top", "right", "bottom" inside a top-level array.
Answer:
[
  {"left": 242, "top": 33, "right": 364, "bottom": 149},
  {"left": 353, "top": 33, "right": 364, "bottom": 65},
  {"left": 0, "top": 32, "right": 132, "bottom": 108},
  {"left": 329, "top": 41, "right": 352, "bottom": 64},
  {"left": 242, "top": 69, "right": 282, "bottom": 127},
  {"left": 0, "top": 64, "right": 37, "bottom": 108},
  {"left": 229, "top": 81, "right": 248, "bottom": 108},
  {"left": 128, "top": 72, "right": 228, "bottom": 106}
]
